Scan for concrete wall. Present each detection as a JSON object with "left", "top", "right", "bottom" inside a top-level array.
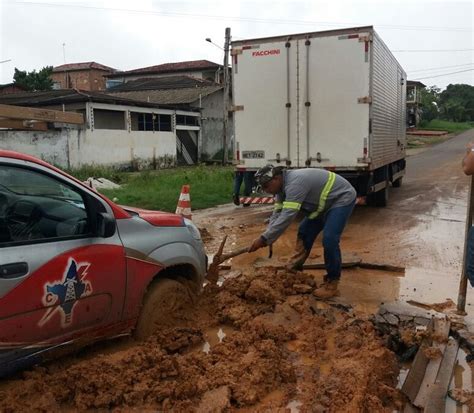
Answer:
[
  {"left": 70, "top": 129, "right": 176, "bottom": 169},
  {"left": 0, "top": 129, "right": 73, "bottom": 167},
  {"left": 0, "top": 128, "right": 176, "bottom": 170},
  {"left": 194, "top": 90, "right": 234, "bottom": 160}
]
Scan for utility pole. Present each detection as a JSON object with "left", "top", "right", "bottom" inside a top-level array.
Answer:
[{"left": 222, "top": 27, "right": 231, "bottom": 165}]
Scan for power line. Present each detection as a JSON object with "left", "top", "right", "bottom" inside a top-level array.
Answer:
[
  {"left": 413, "top": 68, "right": 474, "bottom": 80},
  {"left": 9, "top": 1, "right": 473, "bottom": 33},
  {"left": 393, "top": 49, "right": 474, "bottom": 53},
  {"left": 407, "top": 63, "right": 474, "bottom": 74}
]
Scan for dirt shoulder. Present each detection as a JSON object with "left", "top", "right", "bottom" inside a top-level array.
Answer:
[{"left": 406, "top": 133, "right": 455, "bottom": 157}]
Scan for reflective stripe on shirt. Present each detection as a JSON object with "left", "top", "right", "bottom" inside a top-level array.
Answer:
[
  {"left": 282, "top": 201, "right": 301, "bottom": 211},
  {"left": 308, "top": 171, "right": 336, "bottom": 219}
]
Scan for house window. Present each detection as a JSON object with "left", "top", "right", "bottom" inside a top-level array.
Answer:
[
  {"left": 176, "top": 115, "right": 199, "bottom": 127},
  {"left": 154, "top": 114, "right": 172, "bottom": 131},
  {"left": 134, "top": 113, "right": 172, "bottom": 132},
  {"left": 407, "top": 86, "right": 416, "bottom": 102},
  {"left": 93, "top": 109, "right": 126, "bottom": 130},
  {"left": 138, "top": 113, "right": 153, "bottom": 131},
  {"left": 106, "top": 79, "right": 124, "bottom": 89}
]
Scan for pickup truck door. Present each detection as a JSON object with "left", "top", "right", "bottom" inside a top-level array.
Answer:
[{"left": 0, "top": 160, "right": 127, "bottom": 354}]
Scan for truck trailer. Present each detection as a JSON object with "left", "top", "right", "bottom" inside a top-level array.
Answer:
[{"left": 231, "top": 26, "right": 406, "bottom": 206}]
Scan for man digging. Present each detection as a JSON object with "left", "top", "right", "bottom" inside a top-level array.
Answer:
[{"left": 248, "top": 165, "right": 356, "bottom": 298}]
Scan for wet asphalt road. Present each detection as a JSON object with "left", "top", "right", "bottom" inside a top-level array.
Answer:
[
  {"left": 196, "top": 129, "right": 474, "bottom": 317},
  {"left": 406, "top": 129, "right": 474, "bottom": 182}
]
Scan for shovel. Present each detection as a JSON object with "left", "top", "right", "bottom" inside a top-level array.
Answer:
[
  {"left": 207, "top": 236, "right": 273, "bottom": 283},
  {"left": 207, "top": 236, "right": 248, "bottom": 283}
]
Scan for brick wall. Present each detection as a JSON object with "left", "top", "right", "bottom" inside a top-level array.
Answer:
[
  {"left": 51, "top": 69, "right": 111, "bottom": 91},
  {"left": 0, "top": 85, "right": 25, "bottom": 95}
]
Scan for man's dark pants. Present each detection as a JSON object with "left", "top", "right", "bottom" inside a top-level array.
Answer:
[
  {"left": 233, "top": 171, "right": 255, "bottom": 197},
  {"left": 296, "top": 200, "right": 356, "bottom": 280}
]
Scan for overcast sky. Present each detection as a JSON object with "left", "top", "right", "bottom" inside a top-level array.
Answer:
[{"left": 0, "top": 0, "right": 472, "bottom": 90}]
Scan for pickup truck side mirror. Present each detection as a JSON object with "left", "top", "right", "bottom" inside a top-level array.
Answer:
[{"left": 97, "top": 212, "right": 116, "bottom": 238}]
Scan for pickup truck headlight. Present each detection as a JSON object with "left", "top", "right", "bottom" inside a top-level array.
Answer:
[{"left": 184, "top": 218, "right": 201, "bottom": 240}]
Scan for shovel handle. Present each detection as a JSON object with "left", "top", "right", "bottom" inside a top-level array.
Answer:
[{"left": 217, "top": 247, "right": 249, "bottom": 264}]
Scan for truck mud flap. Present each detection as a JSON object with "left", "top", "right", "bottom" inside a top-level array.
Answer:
[
  {"left": 371, "top": 180, "right": 388, "bottom": 193},
  {"left": 392, "top": 169, "right": 405, "bottom": 182}
]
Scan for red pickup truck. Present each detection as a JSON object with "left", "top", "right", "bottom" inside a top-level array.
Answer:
[{"left": 0, "top": 150, "right": 207, "bottom": 377}]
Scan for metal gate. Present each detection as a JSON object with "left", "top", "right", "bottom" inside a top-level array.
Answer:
[{"left": 176, "top": 129, "right": 198, "bottom": 165}]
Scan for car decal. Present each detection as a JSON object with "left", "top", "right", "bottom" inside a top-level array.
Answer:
[
  {"left": 124, "top": 247, "right": 163, "bottom": 266},
  {"left": 38, "top": 258, "right": 92, "bottom": 328}
]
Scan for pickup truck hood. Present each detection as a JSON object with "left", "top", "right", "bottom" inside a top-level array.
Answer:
[{"left": 121, "top": 206, "right": 185, "bottom": 227}]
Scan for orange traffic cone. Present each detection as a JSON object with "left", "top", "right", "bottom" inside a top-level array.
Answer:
[{"left": 175, "top": 184, "right": 192, "bottom": 219}]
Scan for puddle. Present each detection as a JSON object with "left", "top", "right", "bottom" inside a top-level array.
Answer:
[
  {"left": 286, "top": 399, "right": 303, "bottom": 412},
  {"left": 201, "top": 326, "right": 234, "bottom": 354}
]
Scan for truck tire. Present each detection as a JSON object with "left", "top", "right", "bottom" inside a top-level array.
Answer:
[
  {"left": 392, "top": 177, "right": 403, "bottom": 188},
  {"left": 134, "top": 278, "right": 197, "bottom": 340}
]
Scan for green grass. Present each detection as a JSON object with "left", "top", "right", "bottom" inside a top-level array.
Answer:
[
  {"left": 69, "top": 166, "right": 235, "bottom": 212},
  {"left": 418, "top": 119, "right": 474, "bottom": 134},
  {"left": 407, "top": 135, "right": 450, "bottom": 148},
  {"left": 65, "top": 165, "right": 126, "bottom": 184}
]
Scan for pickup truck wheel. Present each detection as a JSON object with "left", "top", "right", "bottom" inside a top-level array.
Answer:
[{"left": 134, "top": 278, "right": 196, "bottom": 340}]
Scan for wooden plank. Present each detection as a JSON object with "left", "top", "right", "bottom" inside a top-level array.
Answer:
[
  {"left": 0, "top": 119, "right": 48, "bottom": 131},
  {"left": 253, "top": 259, "right": 361, "bottom": 270},
  {"left": 0, "top": 104, "right": 84, "bottom": 124},
  {"left": 424, "top": 338, "right": 459, "bottom": 413},
  {"left": 402, "top": 344, "right": 431, "bottom": 402},
  {"left": 358, "top": 262, "right": 405, "bottom": 273},
  {"left": 403, "top": 403, "right": 420, "bottom": 413},
  {"left": 401, "top": 319, "right": 434, "bottom": 402},
  {"left": 413, "top": 318, "right": 451, "bottom": 408}
]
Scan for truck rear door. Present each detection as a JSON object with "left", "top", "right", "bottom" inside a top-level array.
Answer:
[
  {"left": 302, "top": 31, "right": 371, "bottom": 168},
  {"left": 232, "top": 29, "right": 371, "bottom": 169},
  {"left": 232, "top": 40, "right": 289, "bottom": 169}
]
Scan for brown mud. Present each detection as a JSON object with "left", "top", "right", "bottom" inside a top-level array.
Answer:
[{"left": 0, "top": 267, "right": 402, "bottom": 412}]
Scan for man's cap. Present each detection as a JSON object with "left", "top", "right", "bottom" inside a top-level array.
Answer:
[{"left": 255, "top": 164, "right": 276, "bottom": 186}]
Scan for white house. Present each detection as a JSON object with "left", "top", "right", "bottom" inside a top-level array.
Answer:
[{"left": 0, "top": 89, "right": 200, "bottom": 169}]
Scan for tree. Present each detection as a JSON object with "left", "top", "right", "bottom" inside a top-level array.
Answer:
[
  {"left": 420, "top": 86, "right": 440, "bottom": 122},
  {"left": 13, "top": 66, "right": 53, "bottom": 91},
  {"left": 439, "top": 84, "right": 474, "bottom": 122}
]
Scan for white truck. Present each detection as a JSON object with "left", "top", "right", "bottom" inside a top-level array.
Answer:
[{"left": 231, "top": 26, "right": 406, "bottom": 206}]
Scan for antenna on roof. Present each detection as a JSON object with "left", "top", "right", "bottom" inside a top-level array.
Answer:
[{"left": 62, "top": 43, "right": 66, "bottom": 64}]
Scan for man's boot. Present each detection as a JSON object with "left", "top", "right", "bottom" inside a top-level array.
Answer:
[
  {"left": 232, "top": 194, "right": 240, "bottom": 206},
  {"left": 312, "top": 279, "right": 340, "bottom": 299}
]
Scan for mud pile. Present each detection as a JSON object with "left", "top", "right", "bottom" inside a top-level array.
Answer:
[{"left": 0, "top": 268, "right": 402, "bottom": 412}]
